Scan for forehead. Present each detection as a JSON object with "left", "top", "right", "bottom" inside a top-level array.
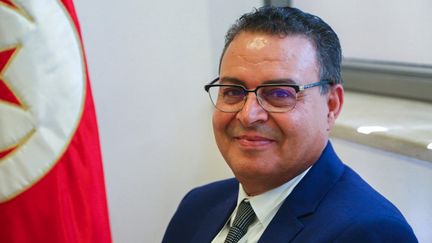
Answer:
[{"left": 220, "top": 32, "right": 319, "bottom": 85}]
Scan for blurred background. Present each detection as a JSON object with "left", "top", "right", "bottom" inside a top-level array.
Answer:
[{"left": 74, "top": 0, "right": 432, "bottom": 242}]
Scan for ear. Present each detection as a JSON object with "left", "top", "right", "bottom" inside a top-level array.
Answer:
[{"left": 326, "top": 84, "right": 344, "bottom": 130}]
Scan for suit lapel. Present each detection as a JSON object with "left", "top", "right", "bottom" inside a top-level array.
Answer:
[
  {"left": 258, "top": 206, "right": 304, "bottom": 242},
  {"left": 259, "top": 142, "right": 345, "bottom": 242},
  {"left": 191, "top": 187, "right": 238, "bottom": 243}
]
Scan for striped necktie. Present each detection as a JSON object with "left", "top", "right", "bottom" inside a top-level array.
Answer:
[{"left": 224, "top": 200, "right": 257, "bottom": 243}]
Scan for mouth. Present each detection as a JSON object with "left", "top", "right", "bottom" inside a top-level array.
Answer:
[{"left": 234, "top": 135, "right": 275, "bottom": 148}]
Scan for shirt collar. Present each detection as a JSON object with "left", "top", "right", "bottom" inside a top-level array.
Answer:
[{"left": 233, "top": 167, "right": 311, "bottom": 227}]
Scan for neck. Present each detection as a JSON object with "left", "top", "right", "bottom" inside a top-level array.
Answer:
[{"left": 238, "top": 167, "right": 308, "bottom": 196}]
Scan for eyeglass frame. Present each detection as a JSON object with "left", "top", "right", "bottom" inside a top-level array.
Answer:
[{"left": 204, "top": 77, "right": 334, "bottom": 113}]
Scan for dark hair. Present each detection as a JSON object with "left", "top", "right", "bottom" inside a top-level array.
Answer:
[{"left": 220, "top": 6, "right": 342, "bottom": 93}]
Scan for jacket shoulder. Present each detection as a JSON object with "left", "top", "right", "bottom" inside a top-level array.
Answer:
[
  {"left": 303, "top": 166, "right": 417, "bottom": 242},
  {"left": 181, "top": 178, "right": 238, "bottom": 207},
  {"left": 333, "top": 213, "right": 418, "bottom": 242},
  {"left": 162, "top": 178, "right": 238, "bottom": 243}
]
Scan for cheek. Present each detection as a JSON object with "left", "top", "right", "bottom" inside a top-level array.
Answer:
[
  {"left": 212, "top": 112, "right": 234, "bottom": 141},
  {"left": 212, "top": 112, "right": 225, "bottom": 132},
  {"left": 299, "top": 95, "right": 330, "bottom": 128},
  {"left": 271, "top": 113, "right": 302, "bottom": 137},
  {"left": 272, "top": 103, "right": 326, "bottom": 143}
]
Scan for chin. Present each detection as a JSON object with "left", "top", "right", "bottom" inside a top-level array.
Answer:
[{"left": 229, "top": 159, "right": 280, "bottom": 178}]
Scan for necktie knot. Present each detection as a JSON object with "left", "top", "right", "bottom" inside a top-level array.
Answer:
[{"left": 224, "top": 200, "right": 256, "bottom": 243}]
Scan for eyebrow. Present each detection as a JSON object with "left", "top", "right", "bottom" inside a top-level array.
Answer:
[
  {"left": 219, "top": 76, "right": 298, "bottom": 85},
  {"left": 219, "top": 77, "right": 244, "bottom": 85},
  {"left": 261, "top": 79, "right": 297, "bottom": 85}
]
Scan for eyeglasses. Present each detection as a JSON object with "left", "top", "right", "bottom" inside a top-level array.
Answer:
[{"left": 204, "top": 77, "right": 333, "bottom": 113}]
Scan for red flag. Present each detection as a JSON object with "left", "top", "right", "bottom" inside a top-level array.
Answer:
[{"left": 0, "top": 0, "right": 112, "bottom": 242}]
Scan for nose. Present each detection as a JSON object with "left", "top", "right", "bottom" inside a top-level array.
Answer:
[{"left": 236, "top": 93, "right": 268, "bottom": 127}]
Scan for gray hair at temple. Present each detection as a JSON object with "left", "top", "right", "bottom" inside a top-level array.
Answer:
[{"left": 220, "top": 6, "right": 343, "bottom": 93}]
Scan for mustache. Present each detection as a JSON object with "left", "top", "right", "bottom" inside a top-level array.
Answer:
[{"left": 227, "top": 124, "right": 282, "bottom": 141}]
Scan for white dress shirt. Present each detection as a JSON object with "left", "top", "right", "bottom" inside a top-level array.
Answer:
[{"left": 211, "top": 167, "right": 311, "bottom": 243}]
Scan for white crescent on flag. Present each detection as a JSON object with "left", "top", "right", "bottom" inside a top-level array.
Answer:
[{"left": 0, "top": 0, "right": 85, "bottom": 202}]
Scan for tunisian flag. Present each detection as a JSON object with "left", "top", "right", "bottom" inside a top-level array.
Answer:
[{"left": 0, "top": 0, "right": 112, "bottom": 242}]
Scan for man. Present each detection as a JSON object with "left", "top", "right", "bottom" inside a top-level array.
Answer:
[{"left": 163, "top": 6, "right": 417, "bottom": 243}]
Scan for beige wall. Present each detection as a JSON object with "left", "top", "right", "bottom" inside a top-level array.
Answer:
[
  {"left": 293, "top": 0, "right": 432, "bottom": 65},
  {"left": 75, "top": 0, "right": 262, "bottom": 242}
]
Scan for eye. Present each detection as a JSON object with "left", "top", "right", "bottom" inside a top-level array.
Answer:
[
  {"left": 221, "top": 87, "right": 244, "bottom": 97},
  {"left": 262, "top": 87, "right": 295, "bottom": 99},
  {"left": 219, "top": 86, "right": 245, "bottom": 105},
  {"left": 260, "top": 86, "right": 296, "bottom": 107},
  {"left": 271, "top": 89, "right": 290, "bottom": 97}
]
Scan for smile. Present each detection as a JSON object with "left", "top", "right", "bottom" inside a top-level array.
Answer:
[{"left": 234, "top": 135, "right": 275, "bottom": 148}]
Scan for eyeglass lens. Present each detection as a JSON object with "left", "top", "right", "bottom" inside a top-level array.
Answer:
[{"left": 208, "top": 85, "right": 297, "bottom": 112}]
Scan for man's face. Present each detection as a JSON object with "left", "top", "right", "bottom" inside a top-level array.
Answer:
[{"left": 213, "top": 32, "right": 343, "bottom": 195}]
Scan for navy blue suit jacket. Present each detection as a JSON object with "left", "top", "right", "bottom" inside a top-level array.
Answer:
[{"left": 163, "top": 143, "right": 417, "bottom": 242}]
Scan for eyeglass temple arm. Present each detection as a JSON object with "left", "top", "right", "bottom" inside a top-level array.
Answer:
[
  {"left": 204, "top": 77, "right": 220, "bottom": 92},
  {"left": 299, "top": 79, "right": 333, "bottom": 91}
]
